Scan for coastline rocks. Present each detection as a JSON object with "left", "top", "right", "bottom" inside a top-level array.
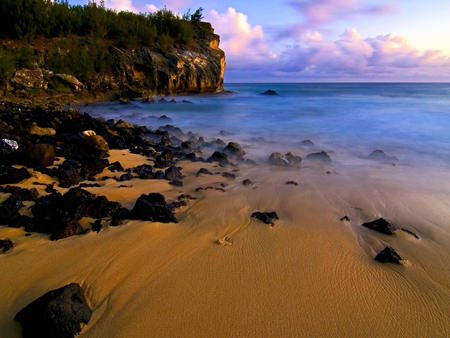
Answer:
[
  {"left": 260, "top": 89, "right": 279, "bottom": 96},
  {"left": 375, "top": 246, "right": 403, "bottom": 264},
  {"left": 207, "top": 151, "right": 229, "bottom": 166},
  {"left": 82, "top": 135, "right": 109, "bottom": 153},
  {"left": 251, "top": 211, "right": 279, "bottom": 226},
  {"left": 268, "top": 152, "right": 302, "bottom": 167},
  {"left": 0, "top": 165, "right": 31, "bottom": 184},
  {"left": 130, "top": 193, "right": 178, "bottom": 223},
  {"left": 11, "top": 69, "right": 48, "bottom": 90},
  {"left": 0, "top": 239, "right": 14, "bottom": 254},
  {"left": 367, "top": 150, "right": 398, "bottom": 162},
  {"left": 362, "top": 218, "right": 396, "bottom": 235},
  {"left": 15, "top": 283, "right": 92, "bottom": 338},
  {"left": 54, "top": 73, "right": 84, "bottom": 92},
  {"left": 165, "top": 165, "right": 183, "bottom": 181},
  {"left": 305, "top": 151, "right": 332, "bottom": 164},
  {"left": 27, "top": 123, "right": 56, "bottom": 137},
  {"left": 18, "top": 143, "right": 56, "bottom": 168},
  {"left": 223, "top": 142, "right": 246, "bottom": 159}
]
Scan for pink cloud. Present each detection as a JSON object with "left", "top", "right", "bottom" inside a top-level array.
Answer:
[
  {"left": 227, "top": 29, "right": 450, "bottom": 81},
  {"left": 104, "top": 0, "right": 137, "bottom": 12},
  {"left": 206, "top": 8, "right": 276, "bottom": 70},
  {"left": 274, "top": 29, "right": 450, "bottom": 80}
]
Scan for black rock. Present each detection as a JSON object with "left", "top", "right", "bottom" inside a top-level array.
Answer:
[
  {"left": 17, "top": 143, "right": 56, "bottom": 168},
  {"left": 207, "top": 151, "right": 229, "bottom": 166},
  {"left": 242, "top": 179, "right": 254, "bottom": 186},
  {"left": 118, "top": 171, "right": 134, "bottom": 182},
  {"left": 130, "top": 193, "right": 178, "bottom": 223},
  {"left": 132, "top": 164, "right": 155, "bottom": 179},
  {"left": 362, "top": 218, "right": 396, "bottom": 235},
  {"left": 300, "top": 140, "right": 315, "bottom": 147},
  {"left": 260, "top": 89, "right": 279, "bottom": 95},
  {"left": 223, "top": 142, "right": 246, "bottom": 159},
  {"left": 0, "top": 165, "right": 30, "bottom": 184},
  {"left": 15, "top": 283, "right": 92, "bottom": 338},
  {"left": 268, "top": 152, "right": 301, "bottom": 167},
  {"left": 222, "top": 172, "right": 236, "bottom": 179},
  {"left": 165, "top": 165, "right": 183, "bottom": 181},
  {"left": 305, "top": 151, "right": 332, "bottom": 164},
  {"left": 0, "top": 239, "right": 14, "bottom": 254},
  {"left": 57, "top": 167, "right": 82, "bottom": 188},
  {"left": 50, "top": 220, "right": 84, "bottom": 241},
  {"left": 368, "top": 150, "right": 398, "bottom": 162},
  {"left": 251, "top": 211, "right": 279, "bottom": 226},
  {"left": 169, "top": 180, "right": 183, "bottom": 187},
  {"left": 286, "top": 181, "right": 298, "bottom": 186},
  {"left": 196, "top": 168, "right": 214, "bottom": 177},
  {"left": 90, "top": 219, "right": 103, "bottom": 233},
  {"left": 154, "top": 170, "right": 165, "bottom": 179},
  {"left": 375, "top": 246, "right": 403, "bottom": 264},
  {"left": 0, "top": 196, "right": 24, "bottom": 226},
  {"left": 108, "top": 161, "right": 124, "bottom": 172}
]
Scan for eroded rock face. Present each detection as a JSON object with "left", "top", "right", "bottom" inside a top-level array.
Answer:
[{"left": 15, "top": 283, "right": 92, "bottom": 338}]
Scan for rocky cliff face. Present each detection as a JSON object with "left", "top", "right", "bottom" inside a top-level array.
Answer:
[
  {"left": 108, "top": 23, "right": 225, "bottom": 98},
  {"left": 2, "top": 22, "right": 225, "bottom": 103}
]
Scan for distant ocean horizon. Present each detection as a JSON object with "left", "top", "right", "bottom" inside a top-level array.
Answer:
[{"left": 83, "top": 82, "right": 450, "bottom": 171}]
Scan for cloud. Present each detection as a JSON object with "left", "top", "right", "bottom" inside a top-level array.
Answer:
[
  {"left": 146, "top": 4, "right": 158, "bottom": 12},
  {"left": 104, "top": 0, "right": 137, "bottom": 12},
  {"left": 227, "top": 28, "right": 450, "bottom": 81},
  {"left": 279, "top": 0, "right": 394, "bottom": 39},
  {"left": 143, "top": 0, "right": 191, "bottom": 12},
  {"left": 206, "top": 7, "right": 276, "bottom": 71}
]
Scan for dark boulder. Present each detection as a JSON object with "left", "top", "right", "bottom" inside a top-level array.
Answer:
[
  {"left": 0, "top": 239, "right": 14, "bottom": 254},
  {"left": 18, "top": 143, "right": 56, "bottom": 168},
  {"left": 0, "top": 165, "right": 30, "bottom": 184},
  {"left": 79, "top": 158, "right": 109, "bottom": 180},
  {"left": 157, "top": 115, "right": 173, "bottom": 122},
  {"left": 362, "top": 218, "right": 396, "bottom": 235},
  {"left": 251, "top": 211, "right": 279, "bottom": 226},
  {"left": 50, "top": 220, "right": 84, "bottom": 241},
  {"left": 130, "top": 193, "right": 178, "bottom": 223},
  {"left": 207, "top": 151, "right": 229, "bottom": 166},
  {"left": 165, "top": 165, "right": 183, "bottom": 181},
  {"left": 223, "top": 142, "right": 246, "bottom": 159},
  {"left": 155, "top": 149, "right": 174, "bottom": 168},
  {"left": 367, "top": 150, "right": 398, "bottom": 162},
  {"left": 375, "top": 246, "right": 403, "bottom": 264},
  {"left": 132, "top": 164, "right": 155, "bottom": 179},
  {"left": 118, "top": 171, "right": 134, "bottom": 182},
  {"left": 268, "top": 152, "right": 301, "bottom": 167},
  {"left": 300, "top": 140, "right": 315, "bottom": 147},
  {"left": 305, "top": 151, "right": 332, "bottom": 164},
  {"left": 0, "top": 196, "right": 24, "bottom": 226},
  {"left": 260, "top": 89, "right": 279, "bottom": 95},
  {"left": 15, "top": 283, "right": 92, "bottom": 338},
  {"left": 196, "top": 168, "right": 214, "bottom": 177},
  {"left": 242, "top": 179, "right": 254, "bottom": 186}
]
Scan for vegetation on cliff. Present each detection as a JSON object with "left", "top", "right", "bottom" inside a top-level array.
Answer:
[{"left": 0, "top": 0, "right": 224, "bottom": 99}]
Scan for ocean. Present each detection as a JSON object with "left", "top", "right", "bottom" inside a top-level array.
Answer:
[{"left": 82, "top": 82, "right": 450, "bottom": 169}]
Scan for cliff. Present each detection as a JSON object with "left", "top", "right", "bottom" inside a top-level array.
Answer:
[{"left": 1, "top": 22, "right": 225, "bottom": 104}]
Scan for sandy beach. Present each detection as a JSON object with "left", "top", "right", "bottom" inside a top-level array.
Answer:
[{"left": 1, "top": 147, "right": 450, "bottom": 337}]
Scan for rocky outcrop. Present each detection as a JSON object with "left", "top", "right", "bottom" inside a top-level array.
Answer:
[{"left": 2, "top": 22, "right": 225, "bottom": 102}]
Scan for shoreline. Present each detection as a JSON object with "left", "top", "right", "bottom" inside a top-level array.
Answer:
[{"left": 1, "top": 103, "right": 450, "bottom": 337}]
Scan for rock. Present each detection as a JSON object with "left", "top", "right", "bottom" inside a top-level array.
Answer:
[
  {"left": 82, "top": 135, "right": 109, "bottom": 152},
  {"left": 251, "top": 211, "right": 279, "bottom": 226},
  {"left": 157, "top": 115, "right": 173, "bottom": 123},
  {"left": 169, "top": 180, "right": 183, "bottom": 187},
  {"left": 362, "top": 218, "right": 396, "bottom": 235},
  {"left": 132, "top": 164, "right": 155, "bottom": 179},
  {"left": 375, "top": 246, "right": 403, "bottom": 264},
  {"left": 242, "top": 179, "right": 254, "bottom": 186},
  {"left": 196, "top": 168, "right": 214, "bottom": 177},
  {"left": 286, "top": 181, "right": 298, "bottom": 186},
  {"left": 118, "top": 172, "right": 134, "bottom": 182},
  {"left": 340, "top": 216, "right": 350, "bottom": 222},
  {"left": 155, "top": 149, "right": 174, "bottom": 168},
  {"left": 27, "top": 123, "right": 56, "bottom": 137},
  {"left": 367, "top": 150, "right": 398, "bottom": 162},
  {"left": 0, "top": 165, "right": 30, "bottom": 184},
  {"left": 300, "top": 140, "right": 315, "bottom": 147},
  {"left": 108, "top": 161, "right": 124, "bottom": 172},
  {"left": 223, "top": 142, "right": 246, "bottom": 159},
  {"left": 15, "top": 283, "right": 92, "bottom": 338},
  {"left": 79, "top": 158, "right": 109, "bottom": 180},
  {"left": 268, "top": 152, "right": 301, "bottom": 167},
  {"left": 57, "top": 167, "right": 83, "bottom": 188},
  {"left": 285, "top": 152, "right": 302, "bottom": 165},
  {"left": 54, "top": 73, "right": 84, "bottom": 92},
  {"left": 207, "top": 151, "right": 229, "bottom": 166},
  {"left": 50, "top": 220, "right": 84, "bottom": 241},
  {"left": 305, "top": 151, "right": 332, "bottom": 164},
  {"left": 0, "top": 239, "right": 14, "bottom": 254},
  {"left": 0, "top": 196, "right": 24, "bottom": 226},
  {"left": 20, "top": 143, "right": 56, "bottom": 168},
  {"left": 1, "top": 138, "right": 19, "bottom": 156},
  {"left": 154, "top": 170, "right": 165, "bottom": 179},
  {"left": 11, "top": 68, "right": 48, "bottom": 90},
  {"left": 222, "top": 172, "right": 236, "bottom": 179},
  {"left": 90, "top": 219, "right": 103, "bottom": 233},
  {"left": 119, "top": 97, "right": 131, "bottom": 104},
  {"left": 165, "top": 165, "right": 183, "bottom": 181},
  {"left": 260, "top": 89, "right": 279, "bottom": 95},
  {"left": 130, "top": 193, "right": 178, "bottom": 223}
]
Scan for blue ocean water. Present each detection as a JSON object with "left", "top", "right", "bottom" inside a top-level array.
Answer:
[{"left": 82, "top": 83, "right": 450, "bottom": 168}]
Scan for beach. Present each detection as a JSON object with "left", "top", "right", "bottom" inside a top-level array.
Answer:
[
  {"left": 2, "top": 83, "right": 450, "bottom": 337},
  {"left": 1, "top": 147, "right": 450, "bottom": 337}
]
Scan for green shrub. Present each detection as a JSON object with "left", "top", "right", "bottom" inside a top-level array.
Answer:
[{"left": 159, "top": 33, "right": 173, "bottom": 54}]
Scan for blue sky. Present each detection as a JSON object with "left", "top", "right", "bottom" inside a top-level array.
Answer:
[{"left": 71, "top": 0, "right": 450, "bottom": 82}]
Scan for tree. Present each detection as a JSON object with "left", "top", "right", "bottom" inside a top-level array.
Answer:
[{"left": 190, "top": 7, "right": 203, "bottom": 22}]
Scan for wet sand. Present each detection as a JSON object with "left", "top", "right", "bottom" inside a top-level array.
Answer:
[{"left": 1, "top": 150, "right": 450, "bottom": 337}]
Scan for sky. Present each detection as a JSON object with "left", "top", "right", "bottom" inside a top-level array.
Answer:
[{"left": 71, "top": 0, "right": 450, "bottom": 82}]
